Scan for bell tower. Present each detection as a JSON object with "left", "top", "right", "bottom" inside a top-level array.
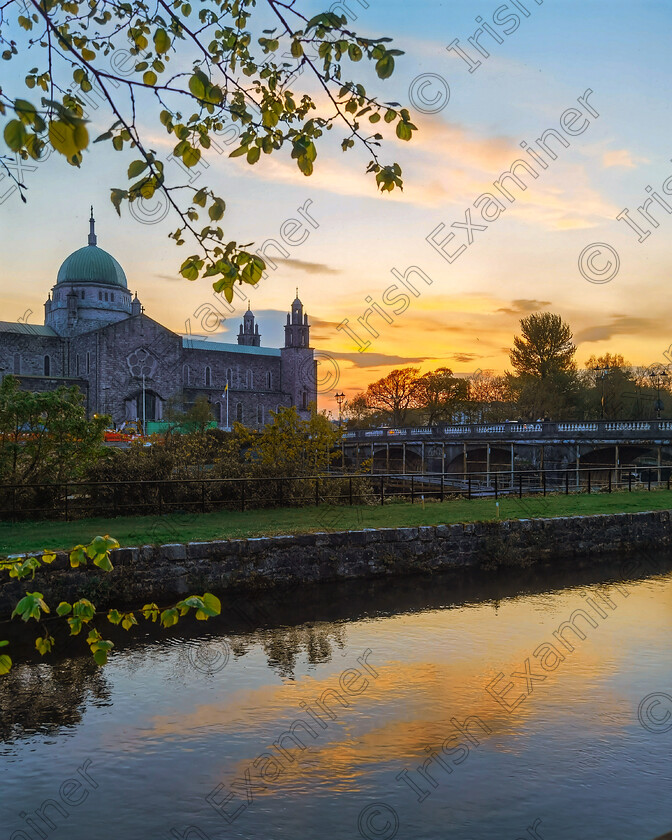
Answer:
[
  {"left": 281, "top": 290, "right": 316, "bottom": 417},
  {"left": 238, "top": 302, "right": 261, "bottom": 346}
]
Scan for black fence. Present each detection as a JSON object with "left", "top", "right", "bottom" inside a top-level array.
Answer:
[{"left": 1, "top": 465, "right": 670, "bottom": 523}]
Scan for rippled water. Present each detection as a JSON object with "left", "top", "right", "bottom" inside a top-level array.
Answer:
[{"left": 1, "top": 557, "right": 671, "bottom": 840}]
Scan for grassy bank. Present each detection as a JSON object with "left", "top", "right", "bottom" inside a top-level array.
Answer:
[{"left": 2, "top": 489, "right": 672, "bottom": 554}]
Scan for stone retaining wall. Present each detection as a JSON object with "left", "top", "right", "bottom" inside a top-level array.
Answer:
[{"left": 1, "top": 509, "right": 670, "bottom": 616}]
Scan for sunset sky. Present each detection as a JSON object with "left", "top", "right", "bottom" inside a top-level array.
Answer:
[{"left": 1, "top": 0, "right": 671, "bottom": 412}]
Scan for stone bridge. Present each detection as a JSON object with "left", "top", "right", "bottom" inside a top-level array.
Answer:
[{"left": 341, "top": 420, "right": 672, "bottom": 479}]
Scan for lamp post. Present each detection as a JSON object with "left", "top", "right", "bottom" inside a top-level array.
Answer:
[
  {"left": 592, "top": 364, "right": 610, "bottom": 419},
  {"left": 221, "top": 387, "right": 229, "bottom": 429},
  {"left": 652, "top": 370, "right": 668, "bottom": 420},
  {"left": 335, "top": 391, "right": 345, "bottom": 428}
]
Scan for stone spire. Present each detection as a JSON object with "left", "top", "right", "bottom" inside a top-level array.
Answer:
[{"left": 88, "top": 206, "right": 97, "bottom": 247}]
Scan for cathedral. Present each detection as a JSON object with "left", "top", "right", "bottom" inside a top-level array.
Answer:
[{"left": 0, "top": 211, "right": 317, "bottom": 429}]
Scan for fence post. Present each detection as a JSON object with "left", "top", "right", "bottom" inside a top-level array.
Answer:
[
  {"left": 241, "top": 480, "right": 246, "bottom": 512},
  {"left": 11, "top": 486, "right": 16, "bottom": 523},
  {"left": 468, "top": 475, "right": 471, "bottom": 501},
  {"left": 201, "top": 480, "right": 206, "bottom": 513},
  {"left": 648, "top": 471, "right": 651, "bottom": 491},
  {"left": 519, "top": 474, "right": 522, "bottom": 499},
  {"left": 629, "top": 471, "right": 632, "bottom": 492},
  {"left": 380, "top": 475, "right": 384, "bottom": 506},
  {"left": 588, "top": 471, "right": 591, "bottom": 494},
  {"left": 158, "top": 481, "right": 162, "bottom": 516},
  {"left": 608, "top": 471, "right": 612, "bottom": 493}
]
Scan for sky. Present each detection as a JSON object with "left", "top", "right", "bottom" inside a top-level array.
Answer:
[{"left": 1, "top": 0, "right": 671, "bottom": 413}]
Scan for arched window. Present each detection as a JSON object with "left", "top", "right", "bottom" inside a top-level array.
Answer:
[
  {"left": 302, "top": 391, "right": 307, "bottom": 409},
  {"left": 236, "top": 402, "right": 243, "bottom": 423},
  {"left": 266, "top": 371, "right": 271, "bottom": 389},
  {"left": 43, "top": 355, "right": 50, "bottom": 376},
  {"left": 247, "top": 370, "right": 253, "bottom": 389},
  {"left": 257, "top": 405, "right": 263, "bottom": 425},
  {"left": 76, "top": 355, "right": 80, "bottom": 375},
  {"left": 104, "top": 292, "right": 109, "bottom": 302},
  {"left": 98, "top": 291, "right": 102, "bottom": 301},
  {"left": 183, "top": 364, "right": 190, "bottom": 385},
  {"left": 111, "top": 293, "right": 115, "bottom": 302},
  {"left": 205, "top": 366, "right": 211, "bottom": 387},
  {"left": 86, "top": 352, "right": 91, "bottom": 374},
  {"left": 80, "top": 290, "right": 85, "bottom": 300}
]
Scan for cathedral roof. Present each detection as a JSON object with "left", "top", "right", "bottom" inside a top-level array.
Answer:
[
  {"left": 0, "top": 321, "right": 58, "bottom": 336},
  {"left": 184, "top": 338, "right": 280, "bottom": 356},
  {"left": 56, "top": 209, "right": 128, "bottom": 288}
]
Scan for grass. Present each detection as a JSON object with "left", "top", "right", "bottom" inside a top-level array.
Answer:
[{"left": 2, "top": 488, "right": 672, "bottom": 554}]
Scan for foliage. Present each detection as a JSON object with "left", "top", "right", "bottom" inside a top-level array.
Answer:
[
  {"left": 364, "top": 367, "right": 421, "bottom": 426},
  {"left": 0, "top": 0, "right": 415, "bottom": 298},
  {"left": 243, "top": 404, "right": 341, "bottom": 476},
  {"left": 464, "top": 371, "right": 512, "bottom": 423},
  {"left": 416, "top": 367, "right": 468, "bottom": 425},
  {"left": 509, "top": 312, "right": 576, "bottom": 379},
  {"left": 0, "top": 535, "right": 221, "bottom": 672},
  {"left": 0, "top": 375, "right": 108, "bottom": 484}
]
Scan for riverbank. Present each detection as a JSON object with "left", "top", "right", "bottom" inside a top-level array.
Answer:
[
  {"left": 1, "top": 505, "right": 671, "bottom": 618},
  {"left": 3, "top": 488, "right": 672, "bottom": 553}
]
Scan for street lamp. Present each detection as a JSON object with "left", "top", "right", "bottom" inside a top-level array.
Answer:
[
  {"left": 652, "top": 369, "right": 669, "bottom": 419},
  {"left": 592, "top": 364, "right": 610, "bottom": 419},
  {"left": 335, "top": 391, "right": 346, "bottom": 428}
]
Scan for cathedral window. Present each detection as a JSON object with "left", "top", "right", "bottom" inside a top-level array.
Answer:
[
  {"left": 205, "top": 366, "right": 211, "bottom": 387},
  {"left": 86, "top": 352, "right": 91, "bottom": 374},
  {"left": 183, "top": 364, "right": 190, "bottom": 385},
  {"left": 76, "top": 355, "right": 80, "bottom": 375},
  {"left": 43, "top": 355, "right": 50, "bottom": 376},
  {"left": 236, "top": 402, "right": 243, "bottom": 423},
  {"left": 111, "top": 293, "right": 115, "bottom": 302},
  {"left": 98, "top": 291, "right": 102, "bottom": 301},
  {"left": 80, "top": 290, "right": 85, "bottom": 300},
  {"left": 13, "top": 354, "right": 20, "bottom": 374},
  {"left": 104, "top": 292, "right": 109, "bottom": 302}
]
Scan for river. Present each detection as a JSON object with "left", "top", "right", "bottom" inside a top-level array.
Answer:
[{"left": 1, "top": 556, "right": 670, "bottom": 840}]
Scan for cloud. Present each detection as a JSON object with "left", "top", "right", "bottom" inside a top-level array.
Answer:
[
  {"left": 602, "top": 149, "right": 648, "bottom": 169},
  {"left": 452, "top": 352, "right": 484, "bottom": 363},
  {"left": 324, "top": 351, "right": 432, "bottom": 369},
  {"left": 575, "top": 315, "right": 664, "bottom": 344},
  {"left": 275, "top": 258, "right": 341, "bottom": 275},
  {"left": 496, "top": 299, "right": 552, "bottom": 315}
]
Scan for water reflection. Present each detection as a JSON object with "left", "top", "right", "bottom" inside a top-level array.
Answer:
[{"left": 1, "top": 554, "right": 670, "bottom": 840}]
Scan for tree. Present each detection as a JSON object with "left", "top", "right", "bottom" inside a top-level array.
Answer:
[
  {"left": 244, "top": 404, "right": 340, "bottom": 475},
  {"left": 344, "top": 393, "right": 375, "bottom": 428},
  {"left": 509, "top": 312, "right": 576, "bottom": 378},
  {"left": 364, "top": 367, "right": 421, "bottom": 426},
  {"left": 1, "top": 1, "right": 416, "bottom": 299},
  {"left": 416, "top": 367, "right": 467, "bottom": 425},
  {"left": 0, "top": 375, "right": 107, "bottom": 484},
  {"left": 582, "top": 354, "right": 636, "bottom": 419},
  {"left": 464, "top": 371, "right": 512, "bottom": 423}
]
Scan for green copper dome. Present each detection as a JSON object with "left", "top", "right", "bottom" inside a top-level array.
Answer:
[{"left": 56, "top": 209, "right": 128, "bottom": 288}]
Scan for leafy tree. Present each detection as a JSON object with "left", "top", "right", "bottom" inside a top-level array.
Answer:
[
  {"left": 244, "top": 404, "right": 340, "bottom": 475},
  {"left": 0, "top": 535, "right": 222, "bottom": 674},
  {"left": 464, "top": 370, "right": 512, "bottom": 423},
  {"left": 0, "top": 375, "right": 107, "bottom": 484},
  {"left": 1, "top": 1, "right": 415, "bottom": 298},
  {"left": 364, "top": 367, "right": 420, "bottom": 426},
  {"left": 416, "top": 367, "right": 467, "bottom": 425},
  {"left": 507, "top": 369, "right": 582, "bottom": 421},
  {"left": 582, "top": 354, "right": 636, "bottom": 419},
  {"left": 509, "top": 312, "right": 576, "bottom": 378}
]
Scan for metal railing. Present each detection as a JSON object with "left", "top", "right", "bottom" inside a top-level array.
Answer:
[{"left": 0, "top": 465, "right": 670, "bottom": 523}]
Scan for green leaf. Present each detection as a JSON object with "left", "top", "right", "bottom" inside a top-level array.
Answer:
[
  {"left": 121, "top": 612, "right": 138, "bottom": 630},
  {"left": 396, "top": 121, "right": 413, "bottom": 141},
  {"left": 246, "top": 146, "right": 260, "bottom": 164},
  {"left": 153, "top": 28, "right": 171, "bottom": 54},
  {"left": 69, "top": 545, "right": 88, "bottom": 568},
  {"left": 128, "top": 159, "right": 148, "bottom": 178},
  {"left": 348, "top": 44, "right": 362, "bottom": 61},
  {"left": 182, "top": 146, "right": 201, "bottom": 167},
  {"left": 0, "top": 653, "right": 11, "bottom": 675},
  {"left": 375, "top": 54, "right": 395, "bottom": 80},
  {"left": 209, "top": 198, "right": 225, "bottom": 221},
  {"left": 229, "top": 145, "right": 248, "bottom": 158},
  {"left": 4, "top": 119, "right": 26, "bottom": 151},
  {"left": 35, "top": 635, "right": 54, "bottom": 655},
  {"left": 291, "top": 40, "right": 303, "bottom": 58},
  {"left": 160, "top": 607, "right": 179, "bottom": 628},
  {"left": 143, "top": 71, "right": 158, "bottom": 86},
  {"left": 107, "top": 609, "right": 123, "bottom": 625},
  {"left": 188, "top": 72, "right": 207, "bottom": 99},
  {"left": 56, "top": 601, "right": 72, "bottom": 616},
  {"left": 195, "top": 592, "right": 222, "bottom": 620}
]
